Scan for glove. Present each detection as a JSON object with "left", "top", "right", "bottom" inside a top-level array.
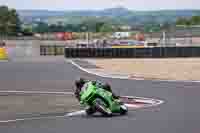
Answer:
[
  {"left": 112, "top": 93, "right": 120, "bottom": 99},
  {"left": 114, "top": 99, "right": 123, "bottom": 105},
  {"left": 80, "top": 100, "right": 84, "bottom": 105}
]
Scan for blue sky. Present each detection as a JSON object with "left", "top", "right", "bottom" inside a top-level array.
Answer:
[{"left": 0, "top": 0, "right": 199, "bottom": 11}]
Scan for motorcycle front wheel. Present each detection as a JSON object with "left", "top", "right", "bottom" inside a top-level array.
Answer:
[{"left": 94, "top": 98, "right": 112, "bottom": 117}]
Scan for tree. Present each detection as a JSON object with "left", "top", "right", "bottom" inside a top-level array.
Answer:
[
  {"left": 21, "top": 27, "right": 33, "bottom": 36},
  {"left": 48, "top": 24, "right": 56, "bottom": 32},
  {"left": 0, "top": 6, "right": 21, "bottom": 36},
  {"left": 33, "top": 22, "right": 49, "bottom": 33},
  {"left": 176, "top": 17, "right": 189, "bottom": 25},
  {"left": 95, "top": 22, "right": 105, "bottom": 32},
  {"left": 99, "top": 23, "right": 115, "bottom": 32},
  {"left": 80, "top": 20, "right": 98, "bottom": 32},
  {"left": 191, "top": 16, "right": 200, "bottom": 25},
  {"left": 176, "top": 16, "right": 200, "bottom": 26},
  {"left": 64, "top": 24, "right": 75, "bottom": 32}
]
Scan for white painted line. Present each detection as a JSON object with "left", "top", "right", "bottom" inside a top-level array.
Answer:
[
  {"left": 0, "top": 116, "right": 65, "bottom": 123},
  {"left": 0, "top": 91, "right": 164, "bottom": 106},
  {"left": 0, "top": 91, "right": 74, "bottom": 95},
  {"left": 68, "top": 60, "right": 129, "bottom": 79},
  {"left": 65, "top": 110, "right": 86, "bottom": 117},
  {"left": 0, "top": 60, "right": 8, "bottom": 62},
  {"left": 128, "top": 75, "right": 200, "bottom": 83},
  {"left": 68, "top": 59, "right": 200, "bottom": 83},
  {"left": 158, "top": 79, "right": 200, "bottom": 83},
  {"left": 125, "top": 104, "right": 142, "bottom": 108},
  {"left": 0, "top": 92, "right": 164, "bottom": 122},
  {"left": 121, "top": 96, "right": 164, "bottom": 106},
  {"left": 0, "top": 91, "right": 164, "bottom": 107},
  {"left": 0, "top": 110, "right": 85, "bottom": 123}
]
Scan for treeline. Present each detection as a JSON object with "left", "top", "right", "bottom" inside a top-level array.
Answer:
[
  {"left": 0, "top": 6, "right": 21, "bottom": 35},
  {"left": 0, "top": 5, "right": 116, "bottom": 35},
  {"left": 30, "top": 21, "right": 116, "bottom": 33},
  {"left": 2, "top": 5, "right": 200, "bottom": 36},
  {"left": 176, "top": 16, "right": 200, "bottom": 26}
]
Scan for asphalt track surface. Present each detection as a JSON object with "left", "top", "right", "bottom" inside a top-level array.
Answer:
[{"left": 0, "top": 59, "right": 200, "bottom": 133}]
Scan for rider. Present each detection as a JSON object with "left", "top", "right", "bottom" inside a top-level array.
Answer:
[
  {"left": 74, "top": 78, "right": 119, "bottom": 102},
  {"left": 74, "top": 78, "right": 120, "bottom": 115}
]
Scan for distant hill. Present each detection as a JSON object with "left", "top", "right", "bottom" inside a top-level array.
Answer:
[
  {"left": 17, "top": 7, "right": 200, "bottom": 25},
  {"left": 17, "top": 10, "right": 66, "bottom": 17}
]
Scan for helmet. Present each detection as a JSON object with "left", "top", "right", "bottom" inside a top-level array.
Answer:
[{"left": 75, "top": 78, "right": 86, "bottom": 89}]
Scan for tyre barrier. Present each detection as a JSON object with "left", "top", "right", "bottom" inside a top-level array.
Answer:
[
  {"left": 64, "top": 47, "right": 200, "bottom": 58},
  {"left": 40, "top": 45, "right": 65, "bottom": 56},
  {"left": 40, "top": 45, "right": 200, "bottom": 58}
]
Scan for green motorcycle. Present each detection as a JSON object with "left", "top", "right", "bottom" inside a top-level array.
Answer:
[{"left": 79, "top": 81, "right": 128, "bottom": 116}]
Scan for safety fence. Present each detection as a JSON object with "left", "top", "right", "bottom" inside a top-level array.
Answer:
[
  {"left": 40, "top": 45, "right": 65, "bottom": 56},
  {"left": 65, "top": 47, "right": 200, "bottom": 58},
  {"left": 40, "top": 45, "right": 200, "bottom": 58}
]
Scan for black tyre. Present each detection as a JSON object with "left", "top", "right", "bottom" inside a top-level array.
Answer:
[
  {"left": 94, "top": 98, "right": 112, "bottom": 117},
  {"left": 120, "top": 105, "right": 128, "bottom": 115},
  {"left": 86, "top": 107, "right": 96, "bottom": 116}
]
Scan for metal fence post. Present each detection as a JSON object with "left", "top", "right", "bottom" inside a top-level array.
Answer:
[{"left": 54, "top": 45, "right": 57, "bottom": 56}]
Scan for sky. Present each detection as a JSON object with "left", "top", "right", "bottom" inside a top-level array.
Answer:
[{"left": 0, "top": 0, "right": 199, "bottom": 11}]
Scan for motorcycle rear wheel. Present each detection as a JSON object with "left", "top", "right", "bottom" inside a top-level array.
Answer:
[{"left": 119, "top": 105, "right": 128, "bottom": 115}]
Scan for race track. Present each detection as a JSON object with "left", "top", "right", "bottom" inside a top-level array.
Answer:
[{"left": 0, "top": 59, "right": 200, "bottom": 133}]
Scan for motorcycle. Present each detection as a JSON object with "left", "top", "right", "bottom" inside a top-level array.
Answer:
[{"left": 79, "top": 81, "right": 128, "bottom": 117}]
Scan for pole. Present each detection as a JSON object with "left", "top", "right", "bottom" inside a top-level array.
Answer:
[
  {"left": 87, "top": 32, "right": 89, "bottom": 48},
  {"left": 163, "top": 31, "right": 166, "bottom": 47}
]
